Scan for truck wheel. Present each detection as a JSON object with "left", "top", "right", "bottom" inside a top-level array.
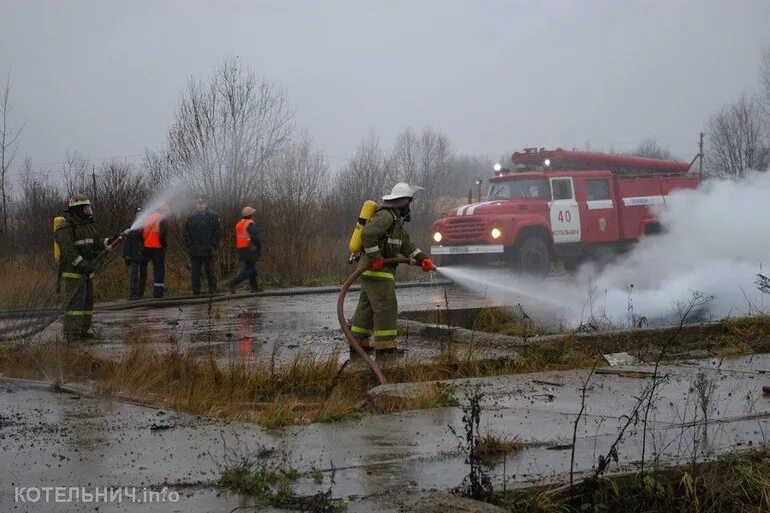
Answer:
[
  {"left": 564, "top": 258, "right": 580, "bottom": 274},
  {"left": 515, "top": 237, "right": 551, "bottom": 277}
]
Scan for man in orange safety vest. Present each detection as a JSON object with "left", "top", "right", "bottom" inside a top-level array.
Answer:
[
  {"left": 227, "top": 206, "right": 262, "bottom": 293},
  {"left": 142, "top": 202, "right": 170, "bottom": 298}
]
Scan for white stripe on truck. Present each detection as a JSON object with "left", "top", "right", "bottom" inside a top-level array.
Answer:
[
  {"left": 586, "top": 199, "right": 613, "bottom": 210},
  {"left": 622, "top": 195, "right": 665, "bottom": 207},
  {"left": 431, "top": 244, "right": 504, "bottom": 255}
]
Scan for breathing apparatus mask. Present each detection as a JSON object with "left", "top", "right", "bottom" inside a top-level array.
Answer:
[{"left": 399, "top": 202, "right": 412, "bottom": 223}]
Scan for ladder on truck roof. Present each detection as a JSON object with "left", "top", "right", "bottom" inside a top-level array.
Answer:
[{"left": 511, "top": 148, "right": 692, "bottom": 176}]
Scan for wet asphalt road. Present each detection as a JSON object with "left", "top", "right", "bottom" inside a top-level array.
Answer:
[{"left": 9, "top": 283, "right": 512, "bottom": 366}]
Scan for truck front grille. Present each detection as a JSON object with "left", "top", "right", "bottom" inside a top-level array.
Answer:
[{"left": 445, "top": 218, "right": 485, "bottom": 242}]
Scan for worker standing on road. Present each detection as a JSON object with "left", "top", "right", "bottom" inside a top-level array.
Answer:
[
  {"left": 183, "top": 195, "right": 221, "bottom": 295},
  {"left": 142, "top": 202, "right": 170, "bottom": 298},
  {"left": 227, "top": 206, "right": 263, "bottom": 293},
  {"left": 351, "top": 182, "right": 434, "bottom": 355},
  {"left": 121, "top": 208, "right": 146, "bottom": 300},
  {"left": 54, "top": 194, "right": 108, "bottom": 343}
]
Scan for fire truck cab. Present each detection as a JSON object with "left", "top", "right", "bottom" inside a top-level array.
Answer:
[{"left": 430, "top": 148, "right": 699, "bottom": 275}]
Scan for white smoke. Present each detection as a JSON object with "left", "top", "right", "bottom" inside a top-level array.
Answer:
[
  {"left": 129, "top": 181, "right": 190, "bottom": 230},
  {"left": 438, "top": 172, "right": 770, "bottom": 326}
]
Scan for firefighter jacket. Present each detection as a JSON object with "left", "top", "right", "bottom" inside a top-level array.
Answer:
[
  {"left": 121, "top": 228, "right": 145, "bottom": 262},
  {"left": 361, "top": 208, "right": 427, "bottom": 276},
  {"left": 183, "top": 208, "right": 221, "bottom": 257},
  {"left": 143, "top": 213, "right": 169, "bottom": 250},
  {"left": 54, "top": 211, "right": 107, "bottom": 278},
  {"left": 235, "top": 218, "right": 262, "bottom": 263}
]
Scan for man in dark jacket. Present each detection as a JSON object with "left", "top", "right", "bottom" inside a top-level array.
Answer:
[
  {"left": 54, "top": 194, "right": 108, "bottom": 342},
  {"left": 121, "top": 211, "right": 146, "bottom": 300},
  {"left": 183, "top": 195, "right": 221, "bottom": 295},
  {"left": 228, "top": 206, "right": 263, "bottom": 293}
]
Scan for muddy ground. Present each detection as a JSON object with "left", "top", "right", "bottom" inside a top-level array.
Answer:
[
  {"left": 1, "top": 283, "right": 769, "bottom": 512},
  {"left": 1, "top": 353, "right": 768, "bottom": 512}
]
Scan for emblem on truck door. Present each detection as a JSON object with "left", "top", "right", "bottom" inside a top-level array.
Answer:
[{"left": 599, "top": 217, "right": 607, "bottom": 232}]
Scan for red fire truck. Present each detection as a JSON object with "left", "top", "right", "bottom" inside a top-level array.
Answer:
[{"left": 430, "top": 148, "right": 699, "bottom": 275}]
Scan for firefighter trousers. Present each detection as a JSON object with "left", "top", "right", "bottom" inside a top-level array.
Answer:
[
  {"left": 62, "top": 273, "right": 94, "bottom": 343},
  {"left": 350, "top": 272, "right": 398, "bottom": 351}
]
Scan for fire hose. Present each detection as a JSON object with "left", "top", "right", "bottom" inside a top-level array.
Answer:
[{"left": 336, "top": 257, "right": 435, "bottom": 386}]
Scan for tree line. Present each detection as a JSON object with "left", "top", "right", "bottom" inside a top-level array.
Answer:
[
  {"left": 1, "top": 52, "right": 769, "bottom": 290},
  {"left": 0, "top": 60, "right": 491, "bottom": 288}
]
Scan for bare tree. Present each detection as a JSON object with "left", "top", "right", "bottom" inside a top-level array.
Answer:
[
  {"left": 62, "top": 150, "right": 90, "bottom": 198},
  {"left": 630, "top": 139, "right": 673, "bottom": 160},
  {"left": 1, "top": 72, "right": 24, "bottom": 234},
  {"left": 445, "top": 154, "right": 494, "bottom": 199},
  {"left": 389, "top": 126, "right": 453, "bottom": 223},
  {"left": 267, "top": 133, "right": 329, "bottom": 282},
  {"left": 330, "top": 130, "right": 394, "bottom": 216},
  {"left": 164, "top": 58, "right": 294, "bottom": 217},
  {"left": 143, "top": 148, "right": 173, "bottom": 193},
  {"left": 96, "top": 161, "right": 149, "bottom": 232},
  {"left": 760, "top": 48, "right": 770, "bottom": 125},
  {"left": 705, "top": 94, "right": 769, "bottom": 177},
  {"left": 14, "top": 159, "right": 65, "bottom": 254}
]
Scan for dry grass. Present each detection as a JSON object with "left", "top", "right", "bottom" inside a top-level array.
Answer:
[
  {"left": 0, "top": 255, "right": 60, "bottom": 309},
  {"left": 498, "top": 446, "right": 770, "bottom": 513},
  {"left": 0, "top": 343, "right": 461, "bottom": 427},
  {"left": 0, "top": 337, "right": 590, "bottom": 428},
  {"left": 474, "top": 432, "right": 524, "bottom": 461},
  {"left": 2, "top": 314, "right": 768, "bottom": 428},
  {"left": 0, "top": 336, "right": 594, "bottom": 428}
]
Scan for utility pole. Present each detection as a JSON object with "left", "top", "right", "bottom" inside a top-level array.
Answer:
[
  {"left": 91, "top": 164, "right": 97, "bottom": 204},
  {"left": 698, "top": 132, "right": 704, "bottom": 176}
]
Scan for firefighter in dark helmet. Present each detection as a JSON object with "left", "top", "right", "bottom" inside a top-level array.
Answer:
[
  {"left": 54, "top": 194, "right": 109, "bottom": 343},
  {"left": 350, "top": 182, "right": 435, "bottom": 354}
]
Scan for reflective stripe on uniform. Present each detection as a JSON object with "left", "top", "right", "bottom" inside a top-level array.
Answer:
[
  {"left": 66, "top": 310, "right": 93, "bottom": 316},
  {"left": 374, "top": 339, "right": 396, "bottom": 350},
  {"left": 387, "top": 238, "right": 402, "bottom": 246},
  {"left": 373, "top": 329, "right": 397, "bottom": 337},
  {"left": 362, "top": 270, "right": 395, "bottom": 280},
  {"left": 72, "top": 255, "right": 83, "bottom": 266},
  {"left": 62, "top": 272, "right": 94, "bottom": 279},
  {"left": 351, "top": 325, "right": 373, "bottom": 335},
  {"left": 74, "top": 238, "right": 94, "bottom": 246},
  {"left": 410, "top": 248, "right": 422, "bottom": 258},
  {"left": 364, "top": 246, "right": 380, "bottom": 254},
  {"left": 154, "top": 283, "right": 165, "bottom": 287}
]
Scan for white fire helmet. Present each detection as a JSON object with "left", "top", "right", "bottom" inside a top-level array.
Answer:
[{"left": 382, "top": 182, "right": 425, "bottom": 201}]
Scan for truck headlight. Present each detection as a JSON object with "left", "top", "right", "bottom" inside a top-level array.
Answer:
[
  {"left": 491, "top": 228, "right": 502, "bottom": 239},
  {"left": 433, "top": 231, "right": 442, "bottom": 243}
]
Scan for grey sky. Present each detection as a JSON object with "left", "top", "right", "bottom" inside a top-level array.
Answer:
[{"left": 2, "top": 0, "right": 769, "bottom": 174}]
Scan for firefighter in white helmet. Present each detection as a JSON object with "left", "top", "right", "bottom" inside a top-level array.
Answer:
[
  {"left": 350, "top": 182, "right": 435, "bottom": 354},
  {"left": 54, "top": 194, "right": 107, "bottom": 342}
]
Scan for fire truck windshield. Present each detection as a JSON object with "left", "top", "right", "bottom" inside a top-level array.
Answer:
[{"left": 487, "top": 178, "right": 550, "bottom": 200}]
